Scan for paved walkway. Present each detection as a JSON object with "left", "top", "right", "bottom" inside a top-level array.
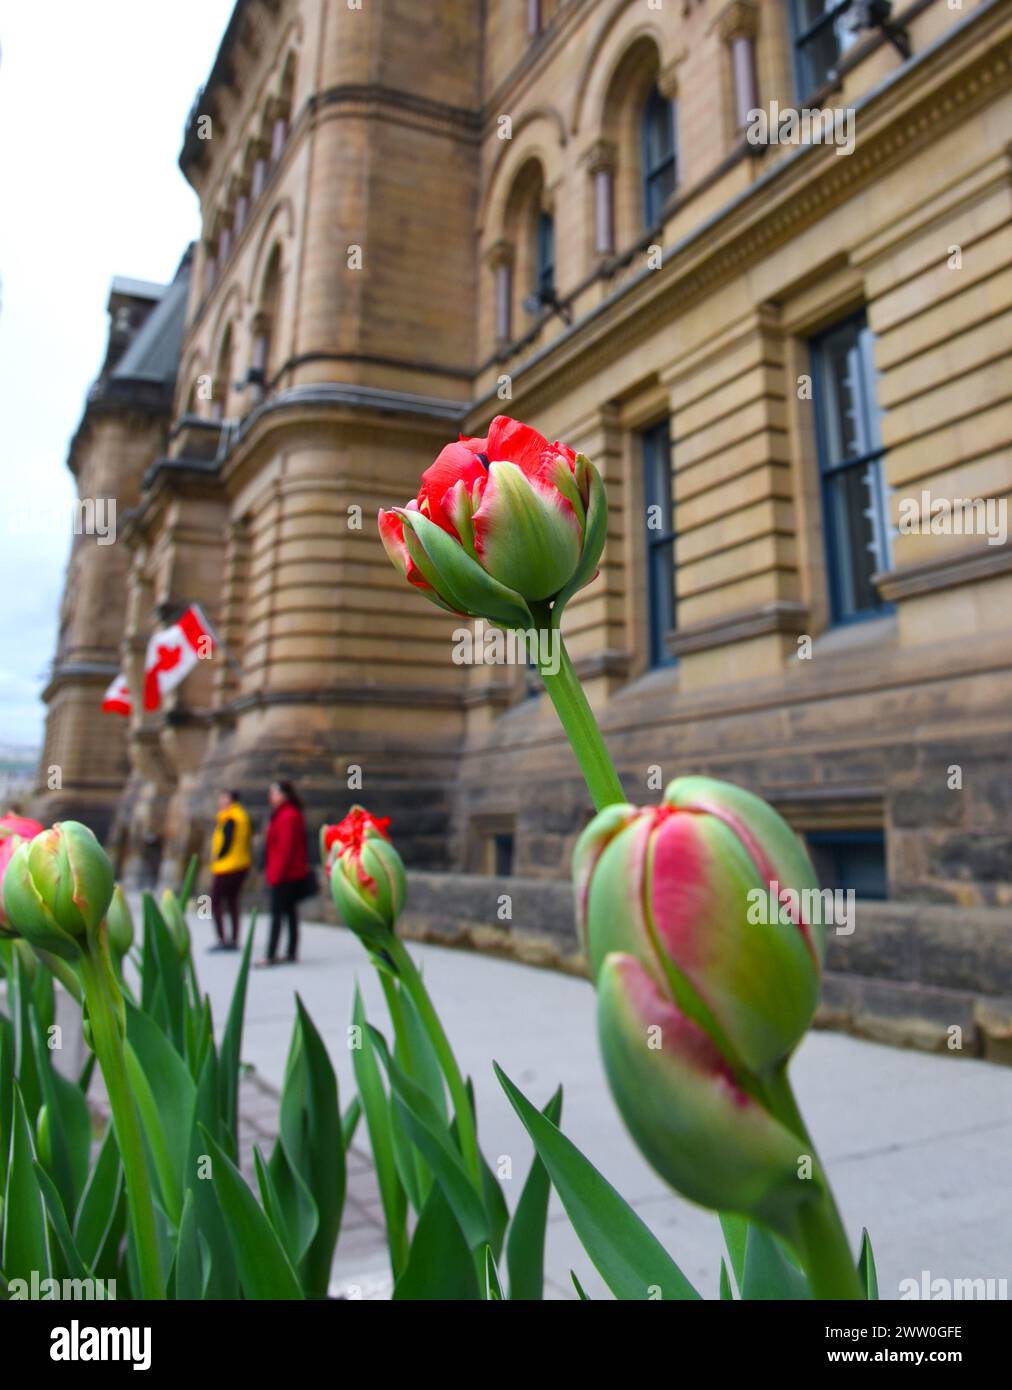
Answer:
[{"left": 190, "top": 911, "right": 1012, "bottom": 1300}]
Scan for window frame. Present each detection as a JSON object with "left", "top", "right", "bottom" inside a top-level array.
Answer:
[
  {"left": 535, "top": 209, "right": 555, "bottom": 300},
  {"left": 810, "top": 311, "right": 893, "bottom": 627},
  {"left": 806, "top": 828, "right": 888, "bottom": 901},
  {"left": 789, "top": 0, "right": 856, "bottom": 99},
  {"left": 641, "top": 87, "right": 678, "bottom": 229},
  {"left": 642, "top": 418, "right": 677, "bottom": 669}
]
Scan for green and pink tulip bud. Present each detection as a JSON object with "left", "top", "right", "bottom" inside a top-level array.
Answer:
[
  {"left": 1, "top": 821, "right": 114, "bottom": 961},
  {"left": 324, "top": 807, "right": 405, "bottom": 949},
  {"left": 378, "top": 415, "right": 606, "bottom": 627},
  {"left": 0, "top": 814, "right": 43, "bottom": 938},
  {"left": 574, "top": 777, "right": 827, "bottom": 1235}
]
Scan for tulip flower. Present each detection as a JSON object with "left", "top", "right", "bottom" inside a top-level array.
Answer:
[
  {"left": 0, "top": 814, "right": 43, "bottom": 938},
  {"left": 575, "top": 777, "right": 825, "bottom": 1076},
  {"left": 107, "top": 884, "right": 135, "bottom": 961},
  {"left": 2, "top": 821, "right": 114, "bottom": 961},
  {"left": 574, "top": 777, "right": 862, "bottom": 1293},
  {"left": 378, "top": 415, "right": 606, "bottom": 629},
  {"left": 325, "top": 806, "right": 405, "bottom": 948}
]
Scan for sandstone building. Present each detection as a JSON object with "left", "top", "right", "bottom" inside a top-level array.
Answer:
[{"left": 35, "top": 0, "right": 1011, "bottom": 958}]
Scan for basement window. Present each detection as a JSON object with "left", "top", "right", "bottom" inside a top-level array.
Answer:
[{"left": 806, "top": 829, "right": 887, "bottom": 900}]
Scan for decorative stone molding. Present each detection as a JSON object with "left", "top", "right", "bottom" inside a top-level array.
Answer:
[
  {"left": 875, "top": 541, "right": 1012, "bottom": 603},
  {"left": 484, "top": 238, "right": 515, "bottom": 270},
  {"left": 715, "top": 0, "right": 759, "bottom": 43},
  {"left": 582, "top": 137, "right": 617, "bottom": 175},
  {"left": 667, "top": 601, "right": 810, "bottom": 657},
  {"left": 656, "top": 48, "right": 688, "bottom": 101}
]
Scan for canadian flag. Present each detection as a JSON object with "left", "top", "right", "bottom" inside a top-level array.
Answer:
[
  {"left": 102, "top": 673, "right": 132, "bottom": 717},
  {"left": 143, "top": 605, "right": 216, "bottom": 712}
]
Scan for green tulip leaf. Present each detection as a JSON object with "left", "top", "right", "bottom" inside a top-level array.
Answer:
[
  {"left": 859, "top": 1227, "right": 879, "bottom": 1300},
  {"left": 197, "top": 1125, "right": 303, "bottom": 1299},
  {"left": 73, "top": 1122, "right": 124, "bottom": 1271},
  {"left": 350, "top": 988, "right": 408, "bottom": 1278},
  {"left": 484, "top": 1244, "right": 505, "bottom": 1301},
  {"left": 174, "top": 1188, "right": 206, "bottom": 1300},
  {"left": 741, "top": 1222, "right": 812, "bottom": 1300},
  {"left": 392, "top": 1179, "right": 481, "bottom": 1301},
  {"left": 571, "top": 1270, "right": 591, "bottom": 1300},
  {"left": 506, "top": 1084, "right": 563, "bottom": 1301},
  {"left": 33, "top": 1161, "right": 89, "bottom": 1283},
  {"left": 1, "top": 1085, "right": 52, "bottom": 1281},
  {"left": 495, "top": 1063, "right": 700, "bottom": 1301},
  {"left": 218, "top": 910, "right": 257, "bottom": 1154}
]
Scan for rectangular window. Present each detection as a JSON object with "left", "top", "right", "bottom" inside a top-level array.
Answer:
[
  {"left": 807, "top": 829, "right": 887, "bottom": 900},
  {"left": 643, "top": 419, "right": 676, "bottom": 668},
  {"left": 789, "top": 1, "right": 860, "bottom": 97},
  {"left": 810, "top": 312, "right": 892, "bottom": 623}
]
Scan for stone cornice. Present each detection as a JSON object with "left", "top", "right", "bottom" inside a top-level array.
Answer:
[
  {"left": 226, "top": 684, "right": 466, "bottom": 715},
  {"left": 469, "top": 0, "right": 1012, "bottom": 419},
  {"left": 667, "top": 601, "right": 810, "bottom": 657},
  {"left": 876, "top": 541, "right": 1012, "bottom": 603}
]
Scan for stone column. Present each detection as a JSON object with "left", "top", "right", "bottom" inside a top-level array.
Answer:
[
  {"left": 585, "top": 139, "right": 617, "bottom": 257},
  {"left": 717, "top": 0, "right": 760, "bottom": 132},
  {"left": 487, "top": 240, "right": 514, "bottom": 346}
]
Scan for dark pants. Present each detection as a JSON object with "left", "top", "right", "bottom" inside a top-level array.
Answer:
[
  {"left": 211, "top": 869, "right": 247, "bottom": 946},
  {"left": 268, "top": 881, "right": 300, "bottom": 961}
]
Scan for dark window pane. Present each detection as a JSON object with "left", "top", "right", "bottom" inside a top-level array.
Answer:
[
  {"left": 536, "top": 211, "right": 555, "bottom": 298},
  {"left": 811, "top": 312, "right": 892, "bottom": 622},
  {"left": 643, "top": 419, "right": 675, "bottom": 668},
  {"left": 493, "top": 834, "right": 514, "bottom": 878},
  {"left": 792, "top": 0, "right": 860, "bottom": 95},
  {"left": 807, "top": 831, "right": 887, "bottom": 900},
  {"left": 642, "top": 89, "right": 677, "bottom": 226}
]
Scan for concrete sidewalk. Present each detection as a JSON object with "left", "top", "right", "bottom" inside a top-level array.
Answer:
[{"left": 190, "top": 910, "right": 1012, "bottom": 1300}]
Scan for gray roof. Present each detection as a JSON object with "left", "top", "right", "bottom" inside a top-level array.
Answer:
[
  {"left": 112, "top": 257, "right": 192, "bottom": 387},
  {"left": 109, "top": 275, "right": 166, "bottom": 303}
]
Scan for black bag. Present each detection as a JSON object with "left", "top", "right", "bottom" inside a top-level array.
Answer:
[{"left": 293, "top": 869, "right": 319, "bottom": 902}]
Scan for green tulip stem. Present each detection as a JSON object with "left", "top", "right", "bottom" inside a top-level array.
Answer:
[
  {"left": 386, "top": 935, "right": 483, "bottom": 1192},
  {"left": 533, "top": 613, "right": 625, "bottom": 811},
  {"left": 77, "top": 948, "right": 164, "bottom": 1300},
  {"left": 764, "top": 1066, "right": 864, "bottom": 1301}
]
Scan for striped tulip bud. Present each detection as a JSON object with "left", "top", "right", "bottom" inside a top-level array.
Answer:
[
  {"left": 574, "top": 777, "right": 827, "bottom": 1234},
  {"left": 1, "top": 821, "right": 114, "bottom": 960},
  {"left": 0, "top": 815, "right": 44, "bottom": 937},
  {"left": 378, "top": 416, "right": 606, "bottom": 627},
  {"left": 106, "top": 884, "right": 135, "bottom": 961},
  {"left": 575, "top": 777, "right": 824, "bottom": 1075},
  {"left": 325, "top": 806, "right": 405, "bottom": 949}
]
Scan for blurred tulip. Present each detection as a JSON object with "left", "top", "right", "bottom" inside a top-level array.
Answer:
[
  {"left": 2, "top": 821, "right": 113, "bottom": 960},
  {"left": 107, "top": 884, "right": 135, "bottom": 961},
  {"left": 159, "top": 889, "right": 191, "bottom": 960},
  {"left": 325, "top": 806, "right": 405, "bottom": 948}
]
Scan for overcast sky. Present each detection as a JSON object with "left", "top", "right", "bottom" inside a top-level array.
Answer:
[{"left": 0, "top": 0, "right": 236, "bottom": 749}]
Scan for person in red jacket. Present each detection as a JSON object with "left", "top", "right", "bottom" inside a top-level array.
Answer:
[{"left": 261, "top": 779, "right": 309, "bottom": 965}]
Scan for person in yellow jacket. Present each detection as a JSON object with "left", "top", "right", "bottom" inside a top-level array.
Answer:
[{"left": 210, "top": 790, "right": 252, "bottom": 950}]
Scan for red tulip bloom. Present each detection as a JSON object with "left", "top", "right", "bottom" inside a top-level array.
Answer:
[{"left": 378, "top": 415, "right": 605, "bottom": 627}]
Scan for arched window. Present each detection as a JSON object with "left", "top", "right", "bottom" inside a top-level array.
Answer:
[
  {"left": 249, "top": 246, "right": 282, "bottom": 400},
  {"left": 641, "top": 86, "right": 677, "bottom": 227}
]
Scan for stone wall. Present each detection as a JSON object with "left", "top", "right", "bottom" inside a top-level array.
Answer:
[{"left": 396, "top": 870, "right": 1012, "bottom": 1063}]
